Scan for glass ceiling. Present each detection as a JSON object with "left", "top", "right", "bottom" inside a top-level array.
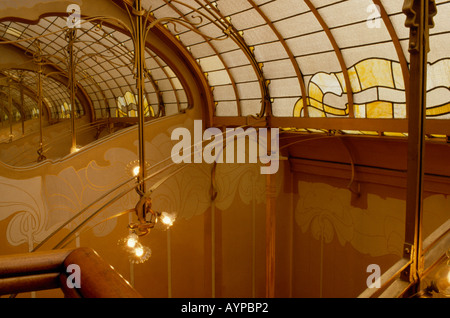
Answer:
[
  {"left": 1, "top": 69, "right": 84, "bottom": 120},
  {"left": 0, "top": 0, "right": 449, "bottom": 138},
  {"left": 0, "top": 77, "right": 40, "bottom": 122},
  {"left": 0, "top": 15, "right": 189, "bottom": 122},
  {"left": 146, "top": 0, "right": 450, "bottom": 122}
]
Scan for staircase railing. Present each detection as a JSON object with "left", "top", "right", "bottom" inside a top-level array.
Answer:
[{"left": 0, "top": 247, "right": 142, "bottom": 298}]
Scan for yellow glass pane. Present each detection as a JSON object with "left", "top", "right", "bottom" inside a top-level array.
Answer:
[
  {"left": 308, "top": 97, "right": 323, "bottom": 109},
  {"left": 348, "top": 66, "right": 362, "bottom": 93},
  {"left": 341, "top": 130, "right": 363, "bottom": 135},
  {"left": 356, "top": 59, "right": 394, "bottom": 90},
  {"left": 360, "top": 131, "right": 379, "bottom": 136},
  {"left": 117, "top": 97, "right": 126, "bottom": 108},
  {"left": 426, "top": 103, "right": 450, "bottom": 117},
  {"left": 305, "top": 128, "right": 327, "bottom": 134},
  {"left": 341, "top": 130, "right": 378, "bottom": 136},
  {"left": 354, "top": 104, "right": 366, "bottom": 118},
  {"left": 335, "top": 72, "right": 347, "bottom": 93},
  {"left": 366, "top": 101, "right": 393, "bottom": 119},
  {"left": 144, "top": 105, "right": 156, "bottom": 117},
  {"left": 323, "top": 104, "right": 348, "bottom": 116},
  {"left": 310, "top": 73, "right": 342, "bottom": 96},
  {"left": 293, "top": 98, "right": 303, "bottom": 117},
  {"left": 429, "top": 134, "right": 446, "bottom": 139},
  {"left": 125, "top": 92, "right": 136, "bottom": 105},
  {"left": 383, "top": 132, "right": 407, "bottom": 137},
  {"left": 116, "top": 108, "right": 127, "bottom": 117},
  {"left": 308, "top": 82, "right": 323, "bottom": 105},
  {"left": 308, "top": 106, "right": 326, "bottom": 118}
]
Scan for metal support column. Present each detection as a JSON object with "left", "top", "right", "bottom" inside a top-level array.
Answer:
[
  {"left": 36, "top": 43, "right": 46, "bottom": 163},
  {"left": 265, "top": 172, "right": 276, "bottom": 298},
  {"left": 20, "top": 85, "right": 25, "bottom": 136},
  {"left": 134, "top": 0, "right": 147, "bottom": 195},
  {"left": 265, "top": 128, "right": 276, "bottom": 298},
  {"left": 37, "top": 67, "right": 46, "bottom": 162},
  {"left": 67, "top": 29, "right": 78, "bottom": 153},
  {"left": 7, "top": 79, "right": 13, "bottom": 143},
  {"left": 401, "top": 0, "right": 437, "bottom": 294}
]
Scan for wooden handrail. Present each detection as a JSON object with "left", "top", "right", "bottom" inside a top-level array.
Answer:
[
  {"left": 0, "top": 273, "right": 61, "bottom": 295},
  {"left": 0, "top": 249, "right": 72, "bottom": 279},
  {"left": 0, "top": 247, "right": 142, "bottom": 298},
  {"left": 62, "top": 247, "right": 141, "bottom": 298}
]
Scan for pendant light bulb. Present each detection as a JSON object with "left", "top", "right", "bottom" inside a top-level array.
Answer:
[
  {"left": 161, "top": 213, "right": 174, "bottom": 227},
  {"left": 134, "top": 245, "right": 144, "bottom": 257},
  {"left": 126, "top": 233, "right": 139, "bottom": 248},
  {"left": 132, "top": 166, "right": 140, "bottom": 177}
]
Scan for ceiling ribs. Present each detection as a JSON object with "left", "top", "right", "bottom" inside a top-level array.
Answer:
[
  {"left": 194, "top": 0, "right": 245, "bottom": 117},
  {"left": 0, "top": 83, "right": 49, "bottom": 124},
  {"left": 201, "top": 0, "right": 272, "bottom": 118},
  {"left": 0, "top": 73, "right": 52, "bottom": 119},
  {"left": 81, "top": 22, "right": 164, "bottom": 119},
  {"left": 158, "top": 0, "right": 240, "bottom": 116},
  {"left": 0, "top": 90, "right": 26, "bottom": 118},
  {"left": 32, "top": 16, "right": 127, "bottom": 120},
  {"left": 372, "top": 0, "right": 410, "bottom": 119},
  {"left": 144, "top": 65, "right": 165, "bottom": 117},
  {"left": 76, "top": 23, "right": 129, "bottom": 120},
  {"left": 97, "top": 24, "right": 163, "bottom": 119},
  {"left": 304, "top": 0, "right": 355, "bottom": 118},
  {"left": 1, "top": 13, "right": 188, "bottom": 124},
  {"left": 36, "top": 24, "right": 99, "bottom": 120},
  {"left": 146, "top": 49, "right": 178, "bottom": 115},
  {"left": 92, "top": 14, "right": 194, "bottom": 119},
  {"left": 247, "top": 0, "right": 309, "bottom": 118},
  {"left": 0, "top": 35, "right": 95, "bottom": 121},
  {"left": 72, "top": 19, "right": 156, "bottom": 121},
  {"left": 2, "top": 69, "right": 77, "bottom": 122},
  {"left": 135, "top": 1, "right": 215, "bottom": 126},
  {"left": 164, "top": 0, "right": 242, "bottom": 117}
]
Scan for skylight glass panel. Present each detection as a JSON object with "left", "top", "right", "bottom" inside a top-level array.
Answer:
[
  {"left": 5, "top": 26, "right": 22, "bottom": 38},
  {"left": 260, "top": 0, "right": 309, "bottom": 21},
  {"left": 215, "top": 101, "right": 239, "bottom": 116}
]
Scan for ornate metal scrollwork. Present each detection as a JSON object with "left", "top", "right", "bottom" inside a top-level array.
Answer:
[
  {"left": 37, "top": 146, "right": 46, "bottom": 162},
  {"left": 128, "top": 196, "right": 156, "bottom": 236},
  {"left": 403, "top": 0, "right": 437, "bottom": 53}
]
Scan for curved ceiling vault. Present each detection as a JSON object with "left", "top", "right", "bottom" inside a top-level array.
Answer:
[
  {"left": 0, "top": 0, "right": 449, "bottom": 137},
  {"left": 144, "top": 0, "right": 450, "bottom": 135},
  {"left": 0, "top": 0, "right": 205, "bottom": 129}
]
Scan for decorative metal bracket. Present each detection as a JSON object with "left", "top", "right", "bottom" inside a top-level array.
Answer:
[
  {"left": 128, "top": 196, "right": 156, "bottom": 236},
  {"left": 403, "top": 0, "right": 437, "bottom": 53},
  {"left": 37, "top": 146, "right": 46, "bottom": 162},
  {"left": 400, "top": 243, "right": 417, "bottom": 282}
]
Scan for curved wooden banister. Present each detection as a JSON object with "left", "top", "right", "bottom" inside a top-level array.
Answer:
[{"left": 0, "top": 247, "right": 142, "bottom": 298}]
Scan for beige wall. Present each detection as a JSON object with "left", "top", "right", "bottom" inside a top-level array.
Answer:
[
  {"left": 0, "top": 111, "right": 449, "bottom": 298},
  {"left": 0, "top": 106, "right": 271, "bottom": 298},
  {"left": 0, "top": 117, "right": 97, "bottom": 166},
  {"left": 275, "top": 152, "right": 449, "bottom": 298}
]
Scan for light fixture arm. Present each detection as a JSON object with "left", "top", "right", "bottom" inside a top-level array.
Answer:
[
  {"left": 32, "top": 41, "right": 47, "bottom": 162},
  {"left": 7, "top": 78, "right": 13, "bottom": 143},
  {"left": 66, "top": 28, "right": 78, "bottom": 153}
]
